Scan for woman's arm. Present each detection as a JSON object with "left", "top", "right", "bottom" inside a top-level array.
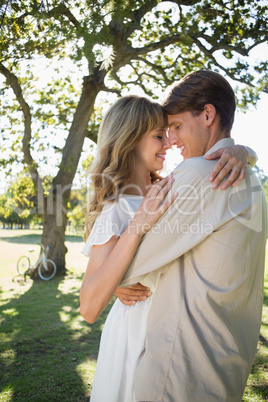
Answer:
[
  {"left": 80, "top": 231, "right": 142, "bottom": 323},
  {"left": 80, "top": 175, "right": 177, "bottom": 323},
  {"left": 205, "top": 145, "right": 257, "bottom": 190}
]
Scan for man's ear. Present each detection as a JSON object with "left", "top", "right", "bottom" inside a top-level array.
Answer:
[{"left": 203, "top": 104, "right": 217, "bottom": 126}]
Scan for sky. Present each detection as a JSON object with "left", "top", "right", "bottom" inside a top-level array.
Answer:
[{"left": 231, "top": 94, "right": 268, "bottom": 175}]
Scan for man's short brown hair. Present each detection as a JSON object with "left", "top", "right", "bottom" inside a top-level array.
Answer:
[{"left": 163, "top": 70, "right": 236, "bottom": 134}]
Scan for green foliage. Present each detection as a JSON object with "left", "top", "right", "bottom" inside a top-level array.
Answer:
[
  {"left": 1, "top": 0, "right": 267, "bottom": 171},
  {"left": 0, "top": 172, "right": 37, "bottom": 227},
  {"left": 263, "top": 179, "right": 268, "bottom": 210},
  {"left": 254, "top": 166, "right": 268, "bottom": 185},
  {"left": 67, "top": 189, "right": 86, "bottom": 232},
  {"left": 119, "top": 0, "right": 267, "bottom": 99},
  {"left": 0, "top": 0, "right": 267, "bottom": 268},
  {"left": 81, "top": 154, "right": 94, "bottom": 174},
  {"left": 0, "top": 60, "right": 81, "bottom": 170},
  {"left": 253, "top": 166, "right": 268, "bottom": 213},
  {"left": 67, "top": 153, "right": 94, "bottom": 231}
]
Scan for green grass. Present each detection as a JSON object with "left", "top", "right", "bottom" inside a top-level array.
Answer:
[
  {"left": 0, "top": 229, "right": 267, "bottom": 401},
  {"left": 0, "top": 229, "right": 112, "bottom": 401},
  {"left": 243, "top": 268, "right": 268, "bottom": 402}
]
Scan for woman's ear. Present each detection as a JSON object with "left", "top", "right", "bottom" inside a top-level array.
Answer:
[{"left": 203, "top": 104, "right": 217, "bottom": 126}]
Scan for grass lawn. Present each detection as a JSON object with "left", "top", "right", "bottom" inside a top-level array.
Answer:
[{"left": 0, "top": 229, "right": 267, "bottom": 401}]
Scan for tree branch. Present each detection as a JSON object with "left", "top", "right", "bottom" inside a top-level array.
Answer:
[
  {"left": 135, "top": 56, "right": 172, "bottom": 85},
  {"left": 46, "top": 3, "right": 81, "bottom": 30},
  {"left": 196, "top": 33, "right": 248, "bottom": 56},
  {"left": 197, "top": 31, "right": 268, "bottom": 57},
  {"left": 85, "top": 129, "right": 98, "bottom": 144},
  {"left": 99, "top": 34, "right": 164, "bottom": 74},
  {"left": 110, "top": 0, "right": 198, "bottom": 56},
  {"left": 124, "top": 0, "right": 159, "bottom": 38},
  {"left": 247, "top": 37, "right": 268, "bottom": 52},
  {"left": 168, "top": 0, "right": 201, "bottom": 4},
  {"left": 192, "top": 38, "right": 257, "bottom": 88},
  {"left": 0, "top": 0, "right": 11, "bottom": 28},
  {"left": 0, "top": 62, "right": 42, "bottom": 190},
  {"left": 125, "top": 34, "right": 183, "bottom": 59},
  {"left": 130, "top": 72, "right": 153, "bottom": 96},
  {"left": 6, "top": 2, "right": 81, "bottom": 30},
  {"left": 102, "top": 86, "right": 121, "bottom": 96},
  {"left": 110, "top": 70, "right": 138, "bottom": 87}
]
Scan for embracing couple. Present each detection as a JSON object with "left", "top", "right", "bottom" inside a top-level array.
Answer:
[{"left": 80, "top": 70, "right": 267, "bottom": 402}]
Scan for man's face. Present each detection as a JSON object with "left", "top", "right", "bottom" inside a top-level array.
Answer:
[{"left": 168, "top": 110, "right": 209, "bottom": 160}]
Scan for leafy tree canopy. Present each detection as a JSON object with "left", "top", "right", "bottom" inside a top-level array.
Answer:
[
  {"left": 0, "top": 0, "right": 267, "bottom": 271},
  {"left": 1, "top": 0, "right": 267, "bottom": 173}
]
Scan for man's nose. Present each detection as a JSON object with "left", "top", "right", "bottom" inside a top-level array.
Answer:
[
  {"left": 168, "top": 129, "right": 177, "bottom": 146},
  {"left": 163, "top": 136, "right": 172, "bottom": 149}
]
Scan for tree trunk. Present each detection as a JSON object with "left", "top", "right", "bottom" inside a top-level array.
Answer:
[
  {"left": 29, "top": 72, "right": 105, "bottom": 279},
  {"left": 30, "top": 186, "right": 70, "bottom": 279},
  {"left": 41, "top": 216, "right": 68, "bottom": 276}
]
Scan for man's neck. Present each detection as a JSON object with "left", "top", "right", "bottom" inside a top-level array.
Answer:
[
  {"left": 203, "top": 137, "right": 234, "bottom": 158},
  {"left": 205, "top": 131, "right": 230, "bottom": 154}
]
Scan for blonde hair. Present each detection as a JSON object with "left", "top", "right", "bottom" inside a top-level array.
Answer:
[{"left": 84, "top": 95, "right": 165, "bottom": 240}]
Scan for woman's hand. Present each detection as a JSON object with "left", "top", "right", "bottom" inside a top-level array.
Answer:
[
  {"left": 131, "top": 174, "right": 177, "bottom": 237},
  {"left": 115, "top": 283, "right": 152, "bottom": 305},
  {"left": 205, "top": 145, "right": 250, "bottom": 190}
]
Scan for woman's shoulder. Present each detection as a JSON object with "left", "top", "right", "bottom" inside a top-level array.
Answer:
[
  {"left": 81, "top": 195, "right": 143, "bottom": 257},
  {"left": 98, "top": 195, "right": 143, "bottom": 220},
  {"left": 97, "top": 195, "right": 139, "bottom": 217}
]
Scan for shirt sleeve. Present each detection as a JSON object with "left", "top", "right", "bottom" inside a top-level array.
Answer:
[{"left": 81, "top": 198, "right": 135, "bottom": 257}]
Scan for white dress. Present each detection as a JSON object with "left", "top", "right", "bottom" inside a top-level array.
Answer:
[{"left": 82, "top": 195, "right": 163, "bottom": 402}]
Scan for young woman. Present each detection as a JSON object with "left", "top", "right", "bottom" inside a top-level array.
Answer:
[{"left": 80, "top": 95, "right": 256, "bottom": 401}]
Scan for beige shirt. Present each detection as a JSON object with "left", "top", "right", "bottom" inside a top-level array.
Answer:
[{"left": 121, "top": 138, "right": 267, "bottom": 402}]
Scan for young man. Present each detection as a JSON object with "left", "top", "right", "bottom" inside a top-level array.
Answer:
[{"left": 120, "top": 70, "right": 267, "bottom": 401}]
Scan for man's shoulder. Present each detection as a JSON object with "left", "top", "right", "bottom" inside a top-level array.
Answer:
[{"left": 173, "top": 156, "right": 217, "bottom": 181}]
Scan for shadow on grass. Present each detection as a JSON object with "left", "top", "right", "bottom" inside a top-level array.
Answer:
[
  {"left": 0, "top": 274, "right": 112, "bottom": 401},
  {"left": 246, "top": 357, "right": 268, "bottom": 401},
  {"left": 65, "top": 235, "right": 84, "bottom": 243},
  {"left": 0, "top": 233, "right": 83, "bottom": 245},
  {"left": 0, "top": 234, "right": 42, "bottom": 244}
]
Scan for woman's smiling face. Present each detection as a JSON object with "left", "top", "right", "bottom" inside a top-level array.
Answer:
[{"left": 133, "top": 125, "right": 171, "bottom": 173}]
